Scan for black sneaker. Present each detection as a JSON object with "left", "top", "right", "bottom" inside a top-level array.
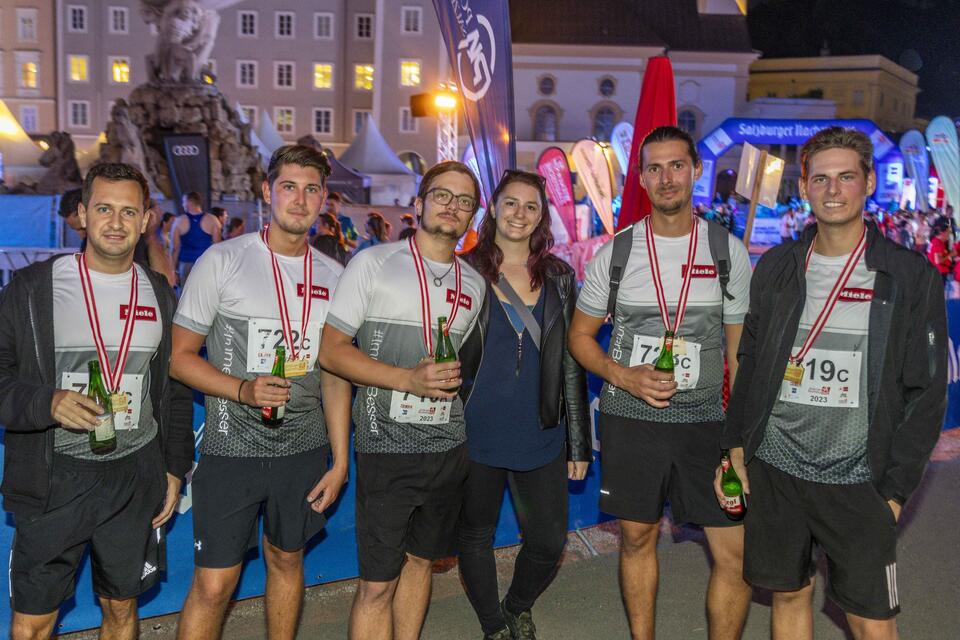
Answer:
[
  {"left": 483, "top": 627, "right": 513, "bottom": 640},
  {"left": 501, "top": 599, "right": 537, "bottom": 640}
]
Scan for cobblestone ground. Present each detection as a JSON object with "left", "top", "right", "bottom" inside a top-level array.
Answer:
[{"left": 63, "top": 430, "right": 960, "bottom": 639}]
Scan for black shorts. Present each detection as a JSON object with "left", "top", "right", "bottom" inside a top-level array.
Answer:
[
  {"left": 191, "top": 446, "right": 330, "bottom": 568},
  {"left": 355, "top": 444, "right": 468, "bottom": 582},
  {"left": 598, "top": 413, "right": 734, "bottom": 527},
  {"left": 10, "top": 439, "right": 166, "bottom": 615},
  {"left": 744, "top": 458, "right": 900, "bottom": 620}
]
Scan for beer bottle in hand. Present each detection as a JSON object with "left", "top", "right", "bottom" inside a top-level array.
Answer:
[
  {"left": 435, "top": 316, "right": 457, "bottom": 363},
  {"left": 88, "top": 360, "right": 117, "bottom": 455},
  {"left": 654, "top": 330, "right": 675, "bottom": 373},
  {"left": 720, "top": 449, "right": 745, "bottom": 520},
  {"left": 261, "top": 346, "right": 286, "bottom": 428}
]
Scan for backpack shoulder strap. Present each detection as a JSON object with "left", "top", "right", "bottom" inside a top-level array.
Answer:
[
  {"left": 706, "top": 219, "right": 735, "bottom": 302},
  {"left": 607, "top": 224, "right": 635, "bottom": 317}
]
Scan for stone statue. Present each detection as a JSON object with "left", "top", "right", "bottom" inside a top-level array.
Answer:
[
  {"left": 3, "top": 131, "right": 83, "bottom": 194},
  {"left": 140, "top": 0, "right": 240, "bottom": 84}
]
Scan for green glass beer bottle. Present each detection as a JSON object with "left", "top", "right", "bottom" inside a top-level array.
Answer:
[
  {"left": 654, "top": 330, "right": 675, "bottom": 373},
  {"left": 261, "top": 346, "right": 286, "bottom": 428},
  {"left": 434, "top": 316, "right": 457, "bottom": 363},
  {"left": 87, "top": 360, "right": 117, "bottom": 455},
  {"left": 720, "top": 449, "right": 745, "bottom": 520}
]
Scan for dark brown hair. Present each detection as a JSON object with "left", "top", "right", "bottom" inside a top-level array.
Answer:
[
  {"left": 366, "top": 211, "right": 391, "bottom": 242},
  {"left": 267, "top": 144, "right": 332, "bottom": 187},
  {"left": 800, "top": 126, "right": 873, "bottom": 182},
  {"left": 639, "top": 125, "right": 700, "bottom": 169},
  {"left": 81, "top": 162, "right": 149, "bottom": 209},
  {"left": 465, "top": 170, "right": 557, "bottom": 290}
]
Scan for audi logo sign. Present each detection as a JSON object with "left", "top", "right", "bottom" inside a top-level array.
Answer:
[{"left": 171, "top": 144, "right": 201, "bottom": 157}]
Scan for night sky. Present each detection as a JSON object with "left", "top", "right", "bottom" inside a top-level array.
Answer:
[{"left": 748, "top": 0, "right": 960, "bottom": 120}]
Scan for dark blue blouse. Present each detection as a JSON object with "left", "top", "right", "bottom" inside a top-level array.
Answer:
[{"left": 464, "top": 289, "right": 566, "bottom": 471}]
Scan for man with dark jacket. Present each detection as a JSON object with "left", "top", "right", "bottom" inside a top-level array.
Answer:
[
  {"left": 719, "top": 127, "right": 947, "bottom": 639},
  {"left": 0, "top": 162, "right": 194, "bottom": 640}
]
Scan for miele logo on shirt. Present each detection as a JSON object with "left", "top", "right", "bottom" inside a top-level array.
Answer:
[
  {"left": 446, "top": 289, "right": 472, "bottom": 310},
  {"left": 296, "top": 284, "right": 330, "bottom": 300},
  {"left": 838, "top": 288, "right": 873, "bottom": 302},
  {"left": 681, "top": 264, "right": 717, "bottom": 278},
  {"left": 119, "top": 305, "right": 158, "bottom": 321}
]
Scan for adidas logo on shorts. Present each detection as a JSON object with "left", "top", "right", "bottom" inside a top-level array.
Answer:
[{"left": 141, "top": 561, "right": 157, "bottom": 580}]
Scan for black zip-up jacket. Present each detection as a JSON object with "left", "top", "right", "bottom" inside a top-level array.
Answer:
[
  {"left": 0, "top": 256, "right": 195, "bottom": 519},
  {"left": 459, "top": 258, "right": 592, "bottom": 462},
  {"left": 721, "top": 223, "right": 947, "bottom": 505}
]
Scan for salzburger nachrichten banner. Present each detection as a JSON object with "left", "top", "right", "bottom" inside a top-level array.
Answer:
[
  {"left": 162, "top": 134, "right": 211, "bottom": 213},
  {"left": 432, "top": 0, "right": 516, "bottom": 203}
]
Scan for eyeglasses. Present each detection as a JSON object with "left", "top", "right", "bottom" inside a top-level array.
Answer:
[{"left": 426, "top": 187, "right": 477, "bottom": 212}]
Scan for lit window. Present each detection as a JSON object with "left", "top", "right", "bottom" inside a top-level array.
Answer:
[
  {"left": 402, "top": 7, "right": 422, "bottom": 34},
  {"left": 275, "top": 12, "right": 294, "bottom": 38},
  {"left": 69, "top": 55, "right": 89, "bottom": 82},
  {"left": 314, "top": 64, "right": 333, "bottom": 89},
  {"left": 109, "top": 7, "right": 129, "bottom": 34},
  {"left": 354, "top": 110, "right": 371, "bottom": 135},
  {"left": 20, "top": 62, "right": 38, "bottom": 89},
  {"left": 275, "top": 62, "right": 295, "bottom": 89},
  {"left": 69, "top": 101, "right": 90, "bottom": 128},
  {"left": 239, "top": 105, "right": 257, "bottom": 126},
  {"left": 314, "top": 108, "right": 333, "bottom": 135},
  {"left": 17, "top": 8, "right": 39, "bottom": 40},
  {"left": 67, "top": 5, "right": 87, "bottom": 33},
  {"left": 110, "top": 57, "right": 131, "bottom": 84},
  {"left": 400, "top": 108, "right": 418, "bottom": 133},
  {"left": 238, "top": 61, "right": 258, "bottom": 88},
  {"left": 400, "top": 61, "right": 421, "bottom": 87},
  {"left": 354, "top": 64, "right": 374, "bottom": 91},
  {"left": 355, "top": 14, "right": 373, "bottom": 39},
  {"left": 20, "top": 106, "right": 39, "bottom": 133},
  {"left": 315, "top": 13, "right": 333, "bottom": 39},
  {"left": 275, "top": 107, "right": 295, "bottom": 134},
  {"left": 239, "top": 11, "right": 257, "bottom": 37}
]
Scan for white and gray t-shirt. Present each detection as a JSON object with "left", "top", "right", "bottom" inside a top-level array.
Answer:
[
  {"left": 325, "top": 241, "right": 485, "bottom": 454},
  {"left": 757, "top": 252, "right": 875, "bottom": 484},
  {"left": 53, "top": 256, "right": 163, "bottom": 460},
  {"left": 578, "top": 221, "right": 752, "bottom": 423},
  {"left": 174, "top": 232, "right": 343, "bottom": 458}
]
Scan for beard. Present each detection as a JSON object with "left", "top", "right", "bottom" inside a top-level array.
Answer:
[{"left": 420, "top": 214, "right": 465, "bottom": 240}]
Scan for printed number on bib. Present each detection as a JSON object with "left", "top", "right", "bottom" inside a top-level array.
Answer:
[
  {"left": 779, "top": 348, "right": 861, "bottom": 408},
  {"left": 62, "top": 371, "right": 143, "bottom": 430},
  {"left": 247, "top": 318, "right": 321, "bottom": 374},
  {"left": 389, "top": 391, "right": 451, "bottom": 424},
  {"left": 629, "top": 335, "right": 701, "bottom": 390}
]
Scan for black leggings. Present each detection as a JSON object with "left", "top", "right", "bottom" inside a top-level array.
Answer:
[{"left": 457, "top": 452, "right": 569, "bottom": 634}]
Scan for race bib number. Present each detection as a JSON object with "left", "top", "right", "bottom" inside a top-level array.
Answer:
[
  {"left": 62, "top": 371, "right": 144, "bottom": 430},
  {"left": 247, "top": 318, "right": 322, "bottom": 374},
  {"left": 629, "top": 335, "right": 701, "bottom": 390},
  {"left": 779, "top": 348, "right": 861, "bottom": 408},
  {"left": 389, "top": 391, "right": 451, "bottom": 424}
]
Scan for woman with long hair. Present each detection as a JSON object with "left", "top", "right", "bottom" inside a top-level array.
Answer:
[
  {"left": 355, "top": 211, "right": 392, "bottom": 252},
  {"left": 311, "top": 212, "right": 349, "bottom": 265},
  {"left": 459, "top": 170, "right": 591, "bottom": 640}
]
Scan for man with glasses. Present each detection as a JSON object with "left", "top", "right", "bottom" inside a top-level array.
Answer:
[{"left": 320, "top": 161, "right": 486, "bottom": 640}]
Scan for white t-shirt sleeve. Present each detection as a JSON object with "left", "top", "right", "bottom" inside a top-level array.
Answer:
[
  {"left": 173, "top": 248, "right": 224, "bottom": 335},
  {"left": 325, "top": 250, "right": 376, "bottom": 337},
  {"left": 576, "top": 241, "right": 614, "bottom": 318},
  {"left": 723, "top": 235, "right": 752, "bottom": 324}
]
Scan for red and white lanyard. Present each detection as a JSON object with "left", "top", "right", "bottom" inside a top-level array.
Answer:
[
  {"left": 790, "top": 225, "right": 868, "bottom": 365},
  {"left": 261, "top": 225, "right": 313, "bottom": 360},
  {"left": 645, "top": 216, "right": 699, "bottom": 335},
  {"left": 78, "top": 254, "right": 138, "bottom": 394},
  {"left": 409, "top": 235, "right": 461, "bottom": 356}
]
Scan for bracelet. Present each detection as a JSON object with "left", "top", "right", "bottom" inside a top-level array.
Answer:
[{"left": 237, "top": 379, "right": 246, "bottom": 404}]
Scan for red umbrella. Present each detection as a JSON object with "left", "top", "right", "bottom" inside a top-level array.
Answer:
[{"left": 617, "top": 56, "right": 677, "bottom": 230}]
